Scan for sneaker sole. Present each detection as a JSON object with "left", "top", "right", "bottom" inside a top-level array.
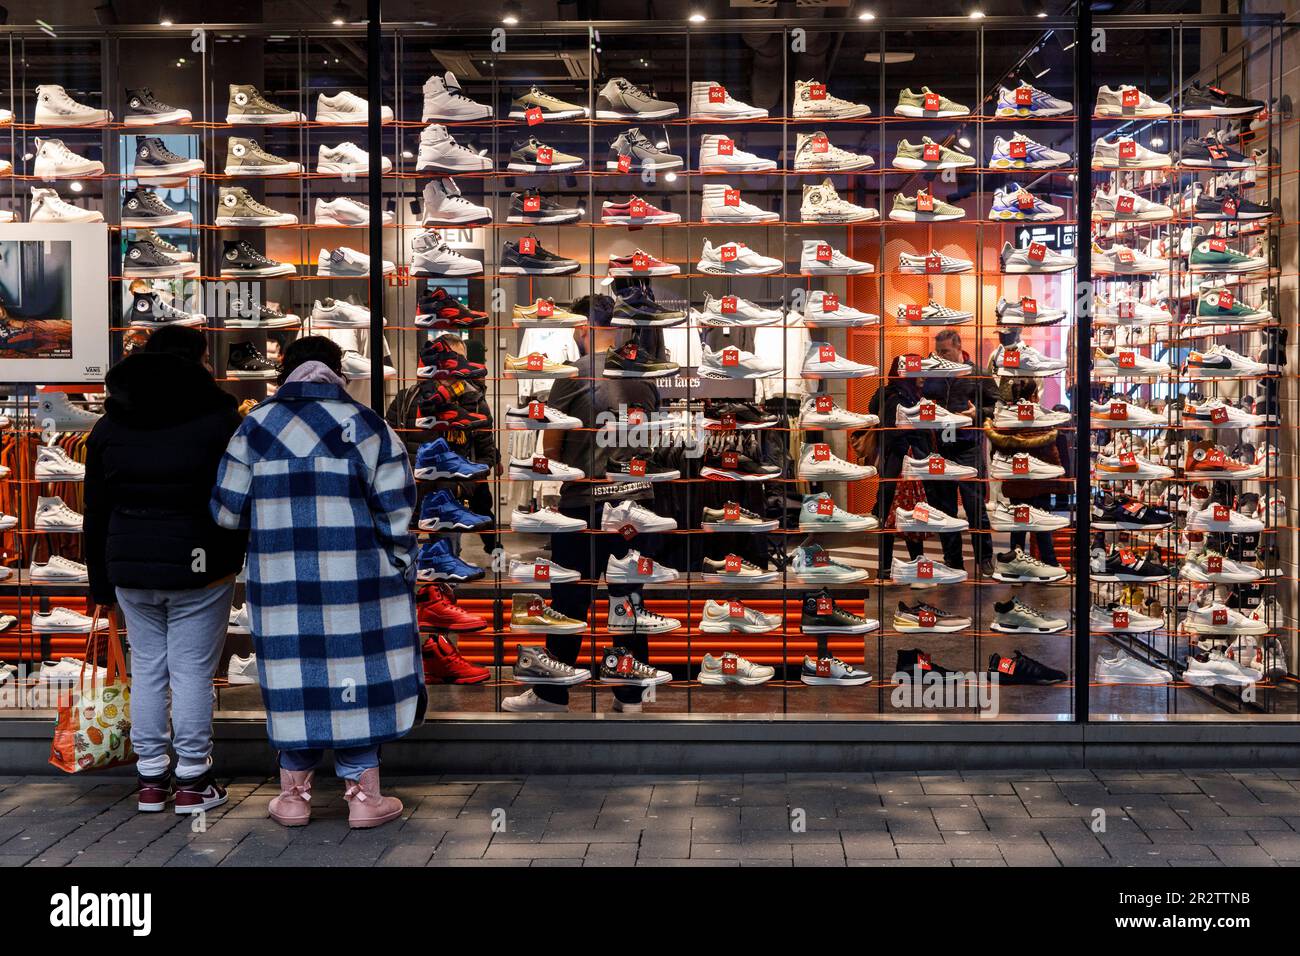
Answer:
[
  {"left": 121, "top": 214, "right": 193, "bottom": 227},
  {"left": 990, "top": 621, "right": 1068, "bottom": 634},
  {"left": 226, "top": 114, "right": 304, "bottom": 124},
  {"left": 136, "top": 162, "right": 205, "bottom": 177},
  {"left": 174, "top": 792, "right": 228, "bottom": 815},
  {"left": 801, "top": 675, "right": 872, "bottom": 686},
  {"left": 125, "top": 110, "right": 193, "bottom": 125},
  {"left": 224, "top": 164, "right": 302, "bottom": 175},
  {"left": 701, "top": 521, "right": 778, "bottom": 532},
  {"left": 505, "top": 213, "right": 581, "bottom": 224},
  {"left": 699, "top": 572, "right": 779, "bottom": 584},
  {"left": 698, "top": 673, "right": 773, "bottom": 687},
  {"left": 215, "top": 215, "right": 299, "bottom": 226},
  {"left": 506, "top": 161, "right": 583, "bottom": 173},
  {"left": 697, "top": 621, "right": 779, "bottom": 634}
]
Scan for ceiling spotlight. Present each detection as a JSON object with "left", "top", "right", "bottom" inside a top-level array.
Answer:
[
  {"left": 331, "top": 0, "right": 350, "bottom": 25},
  {"left": 664, "top": 171, "right": 678, "bottom": 182},
  {"left": 1030, "top": 0, "right": 1048, "bottom": 16},
  {"left": 70, "top": 181, "right": 83, "bottom": 192},
  {"left": 969, "top": 10, "right": 985, "bottom": 18},
  {"left": 689, "top": 12, "right": 707, "bottom": 23},
  {"left": 858, "top": 10, "right": 875, "bottom": 19},
  {"left": 1151, "top": 136, "right": 1165, "bottom": 148},
  {"left": 958, "top": 136, "right": 971, "bottom": 148},
  {"left": 502, "top": 1, "right": 520, "bottom": 25},
  {"left": 159, "top": 16, "right": 172, "bottom": 26}
]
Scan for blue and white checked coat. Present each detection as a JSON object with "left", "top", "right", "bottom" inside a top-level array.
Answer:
[{"left": 210, "top": 381, "right": 423, "bottom": 751}]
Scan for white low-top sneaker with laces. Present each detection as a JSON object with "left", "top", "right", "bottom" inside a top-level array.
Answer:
[
  {"left": 898, "top": 249, "right": 973, "bottom": 274},
  {"left": 992, "top": 343, "right": 1067, "bottom": 377},
  {"left": 1091, "top": 242, "right": 1166, "bottom": 274},
  {"left": 792, "top": 79, "right": 871, "bottom": 119},
  {"left": 1090, "top": 603, "right": 1164, "bottom": 634},
  {"left": 1095, "top": 650, "right": 1172, "bottom": 683},
  {"left": 697, "top": 239, "right": 782, "bottom": 275},
  {"left": 895, "top": 503, "right": 969, "bottom": 533},
  {"left": 992, "top": 401, "right": 1070, "bottom": 429},
  {"left": 315, "top": 91, "right": 393, "bottom": 124},
  {"left": 896, "top": 300, "right": 973, "bottom": 326},
  {"left": 1090, "top": 398, "right": 1166, "bottom": 428},
  {"left": 895, "top": 352, "right": 972, "bottom": 378},
  {"left": 901, "top": 454, "right": 977, "bottom": 481},
  {"left": 798, "top": 442, "right": 876, "bottom": 481},
  {"left": 698, "top": 600, "right": 782, "bottom": 635},
  {"left": 317, "top": 142, "right": 391, "bottom": 175},
  {"left": 799, "top": 396, "right": 877, "bottom": 430},
  {"left": 606, "top": 551, "right": 680, "bottom": 584},
  {"left": 990, "top": 453, "right": 1065, "bottom": 480},
  {"left": 315, "top": 196, "right": 393, "bottom": 226},
  {"left": 317, "top": 246, "right": 396, "bottom": 277},
  {"left": 508, "top": 455, "right": 585, "bottom": 482},
  {"left": 790, "top": 545, "right": 870, "bottom": 584},
  {"left": 792, "top": 131, "right": 874, "bottom": 171},
  {"left": 1095, "top": 84, "right": 1171, "bottom": 117},
  {"left": 601, "top": 500, "right": 677, "bottom": 533},
  {"left": 993, "top": 548, "right": 1067, "bottom": 583},
  {"left": 1094, "top": 297, "right": 1170, "bottom": 326},
  {"left": 995, "top": 296, "right": 1067, "bottom": 326},
  {"left": 511, "top": 505, "right": 586, "bottom": 533},
  {"left": 800, "top": 240, "right": 874, "bottom": 275},
  {"left": 1000, "top": 241, "right": 1076, "bottom": 273},
  {"left": 1094, "top": 452, "right": 1175, "bottom": 481},
  {"left": 800, "top": 493, "right": 878, "bottom": 532},
  {"left": 988, "top": 499, "right": 1069, "bottom": 531},
  {"left": 1092, "top": 347, "right": 1171, "bottom": 378},
  {"left": 310, "top": 298, "right": 372, "bottom": 328},
  {"left": 31, "top": 555, "right": 88, "bottom": 582},
  {"left": 32, "top": 606, "right": 107, "bottom": 632},
  {"left": 691, "top": 293, "right": 782, "bottom": 327},
  {"left": 506, "top": 556, "right": 581, "bottom": 584},
  {"left": 1092, "top": 135, "right": 1171, "bottom": 168},
  {"left": 891, "top": 556, "right": 967, "bottom": 586},
  {"left": 895, "top": 399, "right": 973, "bottom": 428},
  {"left": 1185, "top": 602, "right": 1268, "bottom": 635},
  {"left": 801, "top": 342, "right": 878, "bottom": 379},
  {"left": 699, "top": 652, "right": 776, "bottom": 686},
  {"left": 1185, "top": 504, "right": 1264, "bottom": 535},
  {"left": 1093, "top": 185, "right": 1173, "bottom": 221},
  {"left": 804, "top": 291, "right": 878, "bottom": 328},
  {"left": 699, "top": 343, "right": 782, "bottom": 380}
]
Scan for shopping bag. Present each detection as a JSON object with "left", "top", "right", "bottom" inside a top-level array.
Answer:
[{"left": 49, "top": 608, "right": 136, "bottom": 773}]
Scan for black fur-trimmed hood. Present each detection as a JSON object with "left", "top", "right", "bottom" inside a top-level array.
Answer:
[{"left": 104, "top": 352, "right": 238, "bottom": 429}]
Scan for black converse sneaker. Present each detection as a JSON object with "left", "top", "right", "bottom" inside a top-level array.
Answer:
[
  {"left": 132, "top": 135, "right": 204, "bottom": 177},
  {"left": 220, "top": 239, "right": 297, "bottom": 278},
  {"left": 121, "top": 186, "right": 192, "bottom": 227},
  {"left": 123, "top": 239, "right": 191, "bottom": 277},
  {"left": 126, "top": 290, "right": 204, "bottom": 328},
  {"left": 227, "top": 341, "right": 281, "bottom": 380},
  {"left": 124, "top": 88, "right": 193, "bottom": 126}
]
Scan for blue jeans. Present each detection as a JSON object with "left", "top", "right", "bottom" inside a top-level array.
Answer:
[
  {"left": 280, "top": 746, "right": 380, "bottom": 780},
  {"left": 117, "top": 581, "right": 236, "bottom": 780}
]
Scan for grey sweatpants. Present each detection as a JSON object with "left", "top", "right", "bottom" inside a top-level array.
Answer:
[{"left": 116, "top": 582, "right": 235, "bottom": 780}]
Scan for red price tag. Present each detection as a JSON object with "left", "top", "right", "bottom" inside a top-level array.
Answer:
[
  {"left": 1208, "top": 145, "right": 1227, "bottom": 160},
  {"left": 536, "top": 146, "right": 553, "bottom": 165},
  {"left": 616, "top": 653, "right": 636, "bottom": 675},
  {"left": 904, "top": 303, "right": 923, "bottom": 321},
  {"left": 719, "top": 413, "right": 736, "bottom": 430},
  {"left": 812, "top": 443, "right": 830, "bottom": 462},
  {"left": 1009, "top": 140, "right": 1028, "bottom": 159},
  {"left": 1119, "top": 451, "right": 1137, "bottom": 467},
  {"left": 721, "top": 656, "right": 738, "bottom": 675},
  {"left": 1212, "top": 504, "right": 1230, "bottom": 521},
  {"left": 1118, "top": 350, "right": 1136, "bottom": 369},
  {"left": 816, "top": 596, "right": 833, "bottom": 615},
  {"left": 723, "top": 503, "right": 740, "bottom": 521},
  {"left": 519, "top": 236, "right": 537, "bottom": 255},
  {"left": 916, "top": 192, "right": 934, "bottom": 212},
  {"left": 1003, "top": 349, "right": 1021, "bottom": 368},
  {"left": 818, "top": 345, "right": 836, "bottom": 363},
  {"left": 1206, "top": 555, "right": 1223, "bottom": 573},
  {"left": 917, "top": 560, "right": 934, "bottom": 579},
  {"left": 728, "top": 601, "right": 745, "bottom": 618},
  {"left": 625, "top": 344, "right": 638, "bottom": 360},
  {"left": 531, "top": 456, "right": 550, "bottom": 473},
  {"left": 632, "top": 252, "right": 649, "bottom": 271},
  {"left": 636, "top": 556, "right": 654, "bottom": 576},
  {"left": 619, "top": 524, "right": 638, "bottom": 540},
  {"left": 1017, "top": 402, "right": 1035, "bottom": 421},
  {"left": 815, "top": 395, "right": 833, "bottom": 414},
  {"left": 1212, "top": 609, "right": 1228, "bottom": 626},
  {"left": 629, "top": 198, "right": 647, "bottom": 218},
  {"left": 1022, "top": 298, "right": 1038, "bottom": 316},
  {"left": 1206, "top": 449, "right": 1227, "bottom": 465},
  {"left": 1118, "top": 140, "right": 1136, "bottom": 160},
  {"left": 811, "top": 551, "right": 830, "bottom": 567},
  {"left": 1117, "top": 301, "right": 1135, "bottom": 320},
  {"left": 721, "top": 347, "right": 740, "bottom": 367},
  {"left": 1015, "top": 87, "right": 1034, "bottom": 106},
  {"left": 720, "top": 245, "right": 738, "bottom": 262},
  {"left": 1217, "top": 291, "right": 1235, "bottom": 309},
  {"left": 925, "top": 255, "right": 942, "bottom": 273},
  {"left": 997, "top": 656, "right": 1017, "bottom": 676},
  {"left": 618, "top": 154, "right": 632, "bottom": 173},
  {"left": 1017, "top": 190, "right": 1035, "bottom": 209},
  {"left": 808, "top": 83, "right": 827, "bottom": 100},
  {"left": 528, "top": 599, "right": 545, "bottom": 616},
  {"left": 528, "top": 400, "right": 546, "bottom": 419},
  {"left": 525, "top": 353, "right": 545, "bottom": 371},
  {"left": 1222, "top": 198, "right": 1238, "bottom": 218},
  {"left": 918, "top": 609, "right": 938, "bottom": 627},
  {"left": 914, "top": 504, "right": 931, "bottom": 523},
  {"left": 1109, "top": 401, "right": 1127, "bottom": 419},
  {"left": 927, "top": 455, "right": 946, "bottom": 475},
  {"left": 1121, "top": 88, "right": 1140, "bottom": 108},
  {"left": 811, "top": 134, "right": 829, "bottom": 154},
  {"left": 815, "top": 243, "right": 832, "bottom": 262},
  {"left": 533, "top": 563, "right": 550, "bottom": 581},
  {"left": 1113, "top": 610, "right": 1129, "bottom": 629},
  {"left": 904, "top": 355, "right": 923, "bottom": 373},
  {"left": 816, "top": 659, "right": 832, "bottom": 677},
  {"left": 1014, "top": 505, "right": 1030, "bottom": 524},
  {"left": 1027, "top": 242, "right": 1046, "bottom": 262},
  {"left": 717, "top": 138, "right": 735, "bottom": 156},
  {"left": 536, "top": 298, "right": 554, "bottom": 317},
  {"left": 1210, "top": 407, "right": 1228, "bottom": 424},
  {"left": 922, "top": 143, "right": 941, "bottom": 162},
  {"left": 1209, "top": 239, "right": 1227, "bottom": 253},
  {"left": 627, "top": 408, "right": 646, "bottom": 426},
  {"left": 1116, "top": 195, "right": 1135, "bottom": 214},
  {"left": 822, "top": 293, "right": 839, "bottom": 312},
  {"left": 816, "top": 497, "right": 834, "bottom": 516},
  {"left": 523, "top": 195, "right": 541, "bottom": 212},
  {"left": 724, "top": 554, "right": 742, "bottom": 573},
  {"left": 525, "top": 106, "right": 544, "bottom": 126},
  {"left": 720, "top": 295, "right": 737, "bottom": 314},
  {"left": 1116, "top": 248, "right": 1134, "bottom": 264},
  {"left": 708, "top": 85, "right": 726, "bottom": 104},
  {"left": 724, "top": 188, "right": 740, "bottom": 207},
  {"left": 722, "top": 450, "right": 739, "bottom": 468},
  {"left": 628, "top": 458, "right": 647, "bottom": 477},
  {"left": 1012, "top": 455, "right": 1030, "bottom": 475},
  {"left": 923, "top": 92, "right": 940, "bottom": 111}
]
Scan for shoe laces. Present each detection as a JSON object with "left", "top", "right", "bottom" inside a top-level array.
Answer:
[
  {"left": 41, "top": 138, "right": 77, "bottom": 161},
  {"left": 235, "top": 241, "right": 275, "bottom": 266}
]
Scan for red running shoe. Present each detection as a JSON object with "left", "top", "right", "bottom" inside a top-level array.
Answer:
[
  {"left": 423, "top": 634, "right": 490, "bottom": 684},
  {"left": 418, "top": 337, "right": 488, "bottom": 380},
  {"left": 419, "top": 583, "right": 488, "bottom": 632},
  {"left": 416, "top": 286, "right": 489, "bottom": 330}
]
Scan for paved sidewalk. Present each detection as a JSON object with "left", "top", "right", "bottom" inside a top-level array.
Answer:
[{"left": 2, "top": 770, "right": 1300, "bottom": 867}]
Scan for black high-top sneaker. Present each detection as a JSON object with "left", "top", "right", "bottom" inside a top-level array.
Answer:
[
  {"left": 123, "top": 239, "right": 187, "bottom": 277},
  {"left": 226, "top": 341, "right": 280, "bottom": 380},
  {"left": 988, "top": 650, "right": 1067, "bottom": 685},
  {"left": 126, "top": 290, "right": 204, "bottom": 328},
  {"left": 220, "top": 239, "right": 296, "bottom": 277},
  {"left": 133, "top": 135, "right": 203, "bottom": 177},
  {"left": 121, "top": 185, "right": 191, "bottom": 227},
  {"left": 125, "top": 87, "right": 192, "bottom": 126}
]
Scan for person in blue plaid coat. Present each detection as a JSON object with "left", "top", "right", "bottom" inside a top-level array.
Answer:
[{"left": 211, "top": 337, "right": 420, "bottom": 828}]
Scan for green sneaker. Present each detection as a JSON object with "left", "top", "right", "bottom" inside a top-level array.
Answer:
[
  {"left": 508, "top": 86, "right": 588, "bottom": 121},
  {"left": 226, "top": 83, "right": 305, "bottom": 124},
  {"left": 1188, "top": 238, "right": 1268, "bottom": 274},
  {"left": 895, "top": 86, "right": 970, "bottom": 117},
  {"left": 889, "top": 190, "right": 966, "bottom": 222},
  {"left": 892, "top": 136, "right": 975, "bottom": 171},
  {"left": 1193, "top": 288, "right": 1271, "bottom": 324}
]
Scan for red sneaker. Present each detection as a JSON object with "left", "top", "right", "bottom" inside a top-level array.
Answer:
[
  {"left": 173, "top": 774, "right": 228, "bottom": 815},
  {"left": 137, "top": 774, "right": 172, "bottom": 813},
  {"left": 419, "top": 583, "right": 488, "bottom": 632},
  {"left": 416, "top": 286, "right": 489, "bottom": 330},
  {"left": 423, "top": 634, "right": 490, "bottom": 684}
]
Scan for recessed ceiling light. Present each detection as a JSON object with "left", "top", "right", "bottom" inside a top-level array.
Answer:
[
  {"left": 858, "top": 10, "right": 875, "bottom": 19},
  {"left": 689, "top": 12, "right": 706, "bottom": 23}
]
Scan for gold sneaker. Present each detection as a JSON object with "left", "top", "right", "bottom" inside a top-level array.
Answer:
[
  {"left": 512, "top": 298, "right": 585, "bottom": 328},
  {"left": 511, "top": 594, "right": 587, "bottom": 634},
  {"left": 502, "top": 352, "right": 579, "bottom": 378}
]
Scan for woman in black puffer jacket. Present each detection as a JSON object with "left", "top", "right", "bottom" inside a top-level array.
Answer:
[{"left": 84, "top": 326, "right": 248, "bottom": 814}]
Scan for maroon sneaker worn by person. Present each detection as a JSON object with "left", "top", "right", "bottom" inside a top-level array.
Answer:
[
  {"left": 173, "top": 772, "right": 228, "bottom": 815},
  {"left": 137, "top": 772, "right": 172, "bottom": 812}
]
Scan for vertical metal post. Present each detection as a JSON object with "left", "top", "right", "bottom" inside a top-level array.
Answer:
[
  {"left": 367, "top": 0, "right": 384, "bottom": 411},
  {"left": 1073, "top": 3, "right": 1092, "bottom": 723}
]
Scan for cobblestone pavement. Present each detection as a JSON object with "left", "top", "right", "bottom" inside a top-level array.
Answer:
[{"left": 3, "top": 770, "right": 1300, "bottom": 867}]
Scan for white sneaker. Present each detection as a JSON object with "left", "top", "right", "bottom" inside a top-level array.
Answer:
[
  {"left": 995, "top": 296, "right": 1067, "bottom": 326},
  {"left": 690, "top": 81, "right": 767, "bottom": 119},
  {"left": 897, "top": 299, "right": 973, "bottom": 326},
  {"left": 1000, "top": 241, "right": 1076, "bottom": 273},
  {"left": 1092, "top": 135, "right": 1172, "bottom": 169},
  {"left": 1183, "top": 648, "right": 1259, "bottom": 687},
  {"left": 1095, "top": 452, "right": 1174, "bottom": 482},
  {"left": 505, "top": 402, "right": 582, "bottom": 430},
  {"left": 1095, "top": 649, "right": 1172, "bottom": 683},
  {"left": 902, "top": 453, "right": 977, "bottom": 481},
  {"left": 29, "top": 186, "right": 103, "bottom": 223},
  {"left": 32, "top": 137, "right": 104, "bottom": 178},
  {"left": 993, "top": 400, "right": 1070, "bottom": 431},
  {"left": 410, "top": 231, "right": 483, "bottom": 276},
  {"left": 314, "top": 196, "right": 393, "bottom": 226},
  {"left": 987, "top": 499, "right": 1069, "bottom": 531},
  {"left": 792, "top": 131, "right": 874, "bottom": 172},
  {"left": 315, "top": 91, "right": 393, "bottom": 124},
  {"left": 895, "top": 399, "right": 972, "bottom": 429},
  {"left": 798, "top": 395, "right": 877, "bottom": 430},
  {"left": 1093, "top": 185, "right": 1173, "bottom": 221},
  {"left": 41, "top": 657, "right": 105, "bottom": 685},
  {"left": 506, "top": 557, "right": 581, "bottom": 584},
  {"left": 501, "top": 689, "right": 569, "bottom": 713},
  {"left": 31, "top": 555, "right": 88, "bottom": 583},
  {"left": 416, "top": 124, "right": 493, "bottom": 173},
  {"left": 310, "top": 298, "right": 372, "bottom": 329},
  {"left": 420, "top": 179, "right": 491, "bottom": 226},
  {"left": 229, "top": 605, "right": 250, "bottom": 634},
  {"left": 993, "top": 548, "right": 1067, "bottom": 583},
  {"left": 423, "top": 72, "right": 493, "bottom": 122},
  {"left": 1092, "top": 347, "right": 1171, "bottom": 379},
  {"left": 992, "top": 343, "right": 1067, "bottom": 377},
  {"left": 317, "top": 142, "right": 391, "bottom": 175},
  {"left": 606, "top": 551, "right": 679, "bottom": 584},
  {"left": 800, "top": 179, "right": 878, "bottom": 223},
  {"left": 699, "top": 343, "right": 781, "bottom": 380},
  {"left": 1095, "top": 84, "right": 1172, "bottom": 117},
  {"left": 797, "top": 442, "right": 876, "bottom": 481},
  {"left": 800, "top": 493, "right": 878, "bottom": 532},
  {"left": 691, "top": 292, "right": 783, "bottom": 328},
  {"left": 698, "top": 652, "right": 775, "bottom": 687},
  {"left": 792, "top": 79, "right": 871, "bottom": 119},
  {"left": 898, "top": 249, "right": 973, "bottom": 274},
  {"left": 800, "top": 240, "right": 874, "bottom": 275},
  {"left": 317, "top": 246, "right": 395, "bottom": 277},
  {"left": 1185, "top": 602, "right": 1268, "bottom": 636},
  {"left": 601, "top": 500, "right": 677, "bottom": 533},
  {"left": 698, "top": 600, "right": 781, "bottom": 635},
  {"left": 1090, "top": 399, "right": 1165, "bottom": 428},
  {"left": 790, "top": 545, "right": 869, "bottom": 584},
  {"left": 894, "top": 503, "right": 968, "bottom": 533},
  {"left": 891, "top": 557, "right": 967, "bottom": 586},
  {"left": 1091, "top": 242, "right": 1166, "bottom": 274},
  {"left": 801, "top": 341, "right": 877, "bottom": 379},
  {"left": 990, "top": 453, "right": 1065, "bottom": 480},
  {"left": 511, "top": 505, "right": 586, "bottom": 533},
  {"left": 33, "top": 496, "right": 83, "bottom": 532},
  {"left": 698, "top": 133, "right": 775, "bottom": 172},
  {"left": 1094, "top": 297, "right": 1171, "bottom": 326},
  {"left": 227, "top": 654, "right": 258, "bottom": 685},
  {"left": 804, "top": 291, "right": 878, "bottom": 329},
  {"left": 34, "top": 445, "right": 86, "bottom": 481},
  {"left": 699, "top": 183, "right": 778, "bottom": 224},
  {"left": 507, "top": 455, "right": 585, "bottom": 482},
  {"left": 1090, "top": 603, "right": 1164, "bottom": 634},
  {"left": 34, "top": 85, "right": 111, "bottom": 125},
  {"left": 696, "top": 239, "right": 782, "bottom": 275},
  {"left": 1185, "top": 504, "right": 1264, "bottom": 534},
  {"left": 31, "top": 606, "right": 106, "bottom": 633}
]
